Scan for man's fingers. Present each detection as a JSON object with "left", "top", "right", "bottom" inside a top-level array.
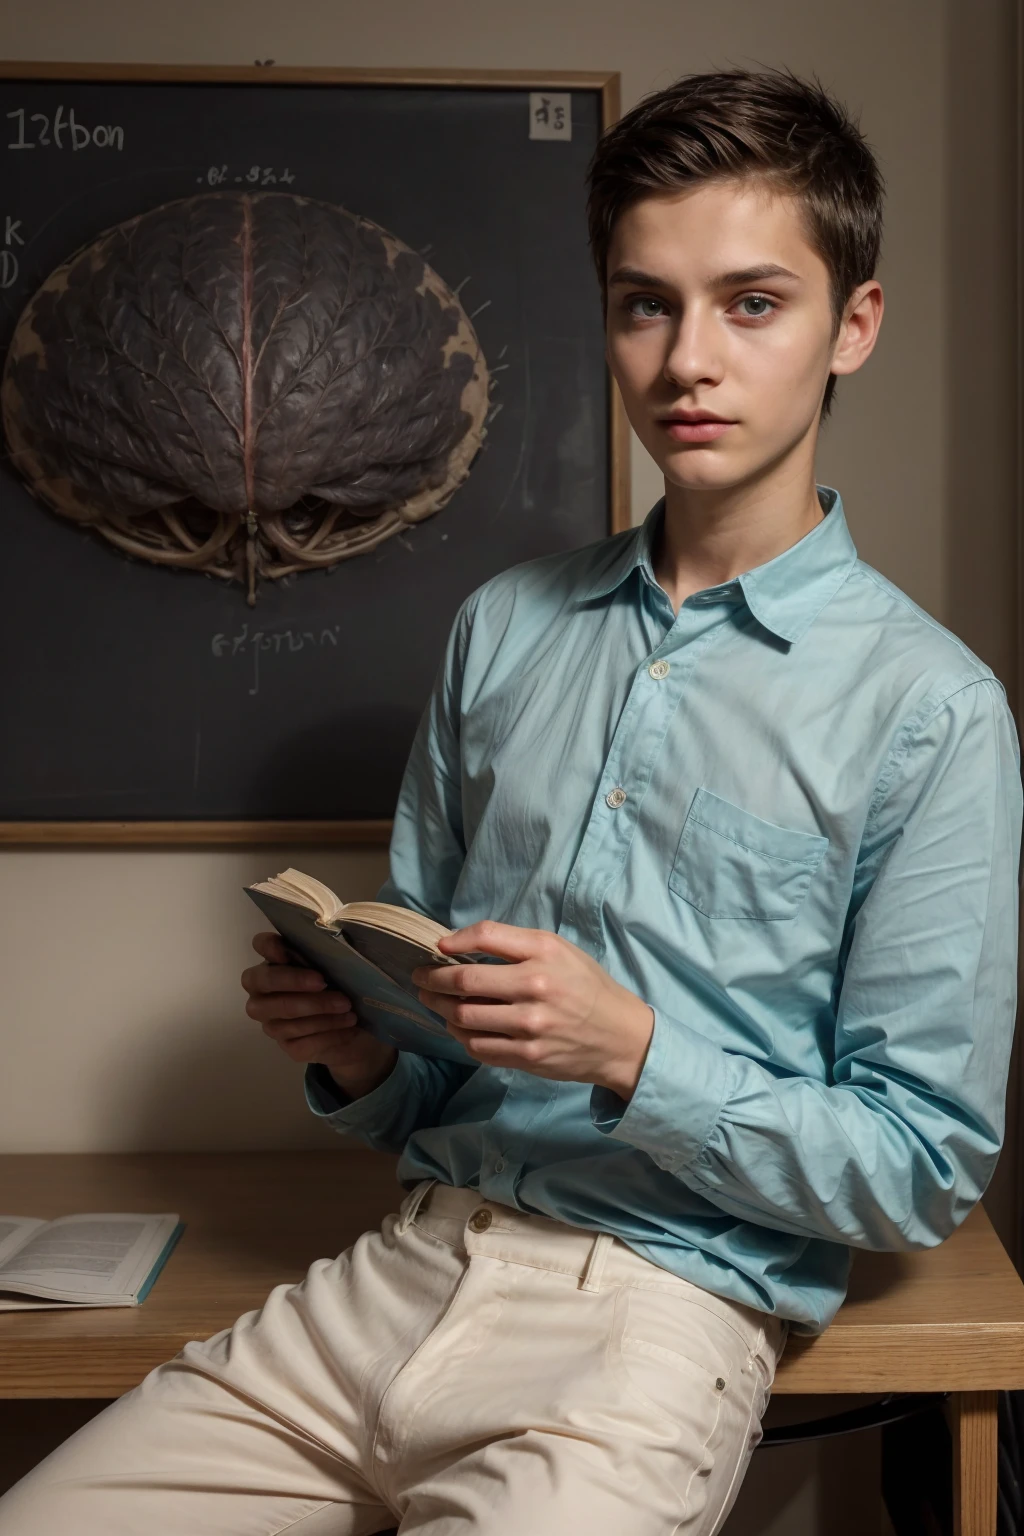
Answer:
[
  {"left": 241, "top": 960, "right": 329, "bottom": 996},
  {"left": 246, "top": 989, "right": 352, "bottom": 1023},
  {"left": 252, "top": 931, "right": 292, "bottom": 964},
  {"left": 437, "top": 920, "right": 547, "bottom": 963},
  {"left": 263, "top": 1015, "right": 357, "bottom": 1042},
  {"left": 420, "top": 994, "right": 524, "bottom": 1036},
  {"left": 412, "top": 961, "right": 524, "bottom": 999}
]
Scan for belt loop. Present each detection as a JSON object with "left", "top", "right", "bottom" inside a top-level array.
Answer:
[
  {"left": 579, "top": 1231, "right": 613, "bottom": 1292},
  {"left": 396, "top": 1178, "right": 437, "bottom": 1235}
]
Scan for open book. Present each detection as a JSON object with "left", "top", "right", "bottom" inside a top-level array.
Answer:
[
  {"left": 246, "top": 868, "right": 491, "bottom": 1065},
  {"left": 0, "top": 1213, "right": 183, "bottom": 1310}
]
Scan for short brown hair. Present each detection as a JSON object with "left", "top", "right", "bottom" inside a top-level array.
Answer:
[{"left": 586, "top": 68, "right": 884, "bottom": 416}]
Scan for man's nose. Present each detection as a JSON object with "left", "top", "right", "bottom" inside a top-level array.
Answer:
[{"left": 662, "top": 308, "right": 724, "bottom": 390}]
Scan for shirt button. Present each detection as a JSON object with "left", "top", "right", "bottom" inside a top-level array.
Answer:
[
  {"left": 494, "top": 1158, "right": 505, "bottom": 1173},
  {"left": 648, "top": 660, "right": 670, "bottom": 680},
  {"left": 468, "top": 1208, "right": 493, "bottom": 1233},
  {"left": 605, "top": 787, "right": 627, "bottom": 809}
]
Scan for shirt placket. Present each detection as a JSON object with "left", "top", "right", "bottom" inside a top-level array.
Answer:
[
  {"left": 558, "top": 599, "right": 732, "bottom": 957},
  {"left": 482, "top": 587, "right": 734, "bottom": 1208}
]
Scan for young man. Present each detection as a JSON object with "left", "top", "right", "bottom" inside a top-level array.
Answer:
[{"left": 2, "top": 68, "right": 1020, "bottom": 1536}]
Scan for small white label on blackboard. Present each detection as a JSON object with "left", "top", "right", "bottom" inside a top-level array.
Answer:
[{"left": 529, "top": 93, "right": 572, "bottom": 142}]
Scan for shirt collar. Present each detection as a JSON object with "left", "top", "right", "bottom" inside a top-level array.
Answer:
[{"left": 578, "top": 485, "right": 858, "bottom": 645}]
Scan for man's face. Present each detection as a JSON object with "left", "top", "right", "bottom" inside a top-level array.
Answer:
[{"left": 604, "top": 180, "right": 842, "bottom": 494}]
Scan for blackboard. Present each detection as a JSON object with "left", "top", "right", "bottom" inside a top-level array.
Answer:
[{"left": 0, "top": 66, "right": 625, "bottom": 841}]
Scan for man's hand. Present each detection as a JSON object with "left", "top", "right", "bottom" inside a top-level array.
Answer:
[
  {"left": 242, "top": 932, "right": 397, "bottom": 1099},
  {"left": 412, "top": 922, "right": 654, "bottom": 1100}
]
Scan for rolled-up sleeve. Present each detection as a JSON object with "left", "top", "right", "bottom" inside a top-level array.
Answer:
[{"left": 591, "top": 678, "right": 1022, "bottom": 1251}]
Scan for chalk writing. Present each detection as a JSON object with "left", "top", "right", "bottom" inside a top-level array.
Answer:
[
  {"left": 211, "top": 623, "right": 341, "bottom": 696},
  {"left": 0, "top": 212, "right": 23, "bottom": 289},
  {"left": 198, "top": 165, "right": 296, "bottom": 188},
  {"left": 6, "top": 106, "right": 123, "bottom": 152}
]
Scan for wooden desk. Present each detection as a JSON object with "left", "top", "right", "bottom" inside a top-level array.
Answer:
[{"left": 2, "top": 1152, "right": 1024, "bottom": 1534}]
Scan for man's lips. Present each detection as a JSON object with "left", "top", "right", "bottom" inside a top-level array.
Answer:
[{"left": 658, "top": 413, "right": 736, "bottom": 444}]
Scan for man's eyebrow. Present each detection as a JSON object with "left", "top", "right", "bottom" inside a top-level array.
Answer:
[
  {"left": 710, "top": 263, "right": 801, "bottom": 286},
  {"left": 607, "top": 262, "right": 801, "bottom": 288},
  {"left": 607, "top": 266, "right": 669, "bottom": 288}
]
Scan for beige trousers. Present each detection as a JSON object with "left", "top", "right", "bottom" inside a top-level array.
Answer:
[{"left": 0, "top": 1179, "right": 787, "bottom": 1536}]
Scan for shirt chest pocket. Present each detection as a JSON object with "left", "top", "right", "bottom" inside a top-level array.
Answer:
[{"left": 669, "top": 787, "right": 829, "bottom": 921}]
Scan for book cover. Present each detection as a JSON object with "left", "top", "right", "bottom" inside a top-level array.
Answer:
[{"left": 246, "top": 888, "right": 477, "bottom": 1066}]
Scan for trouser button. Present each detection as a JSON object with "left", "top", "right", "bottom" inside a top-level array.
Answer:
[{"left": 468, "top": 1208, "right": 493, "bottom": 1232}]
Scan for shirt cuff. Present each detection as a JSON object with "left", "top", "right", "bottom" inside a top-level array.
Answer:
[
  {"left": 589, "top": 1009, "right": 731, "bottom": 1174},
  {"left": 304, "top": 1052, "right": 411, "bottom": 1130}
]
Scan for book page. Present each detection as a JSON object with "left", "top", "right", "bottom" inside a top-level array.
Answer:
[
  {"left": 0, "top": 1292, "right": 78, "bottom": 1311},
  {"left": 0, "top": 1213, "right": 170, "bottom": 1297},
  {"left": 0, "top": 1217, "right": 43, "bottom": 1267},
  {"left": 339, "top": 923, "right": 444, "bottom": 1000}
]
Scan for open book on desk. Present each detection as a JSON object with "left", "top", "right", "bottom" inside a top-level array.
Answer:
[
  {"left": 0, "top": 1212, "right": 183, "bottom": 1310},
  {"left": 246, "top": 867, "right": 501, "bottom": 1067}
]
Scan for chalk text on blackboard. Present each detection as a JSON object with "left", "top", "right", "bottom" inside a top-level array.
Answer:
[
  {"left": 199, "top": 165, "right": 296, "bottom": 188},
  {"left": 6, "top": 106, "right": 124, "bottom": 152},
  {"left": 0, "top": 213, "right": 22, "bottom": 289},
  {"left": 211, "top": 623, "right": 342, "bottom": 696}
]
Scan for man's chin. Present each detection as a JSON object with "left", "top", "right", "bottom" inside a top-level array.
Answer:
[{"left": 658, "top": 453, "right": 752, "bottom": 495}]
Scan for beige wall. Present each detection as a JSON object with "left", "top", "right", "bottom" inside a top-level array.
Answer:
[{"left": 1, "top": 3, "right": 1017, "bottom": 1530}]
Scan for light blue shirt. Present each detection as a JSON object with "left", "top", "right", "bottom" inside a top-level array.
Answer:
[{"left": 306, "top": 487, "right": 1022, "bottom": 1334}]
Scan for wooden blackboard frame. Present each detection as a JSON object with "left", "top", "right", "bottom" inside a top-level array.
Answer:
[{"left": 0, "top": 61, "right": 628, "bottom": 848}]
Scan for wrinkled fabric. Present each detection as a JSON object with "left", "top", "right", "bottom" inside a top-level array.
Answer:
[
  {"left": 0, "top": 1182, "right": 783, "bottom": 1536},
  {"left": 307, "top": 487, "right": 1023, "bottom": 1335}
]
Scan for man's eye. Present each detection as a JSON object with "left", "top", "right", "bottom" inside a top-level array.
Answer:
[
  {"left": 735, "top": 294, "right": 776, "bottom": 318},
  {"left": 627, "top": 296, "right": 667, "bottom": 319}
]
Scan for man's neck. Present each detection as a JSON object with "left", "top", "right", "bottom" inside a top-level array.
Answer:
[{"left": 652, "top": 463, "right": 825, "bottom": 615}]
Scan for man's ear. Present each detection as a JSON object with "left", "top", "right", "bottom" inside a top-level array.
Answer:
[{"left": 830, "top": 280, "right": 884, "bottom": 380}]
